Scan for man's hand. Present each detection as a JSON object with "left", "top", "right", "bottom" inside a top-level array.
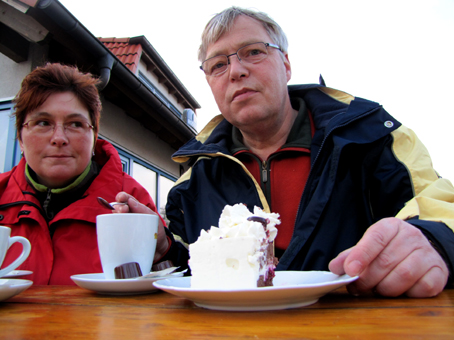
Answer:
[
  {"left": 329, "top": 218, "right": 449, "bottom": 297},
  {"left": 113, "top": 192, "right": 169, "bottom": 263}
]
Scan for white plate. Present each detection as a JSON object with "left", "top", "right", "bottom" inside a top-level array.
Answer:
[
  {"left": 0, "top": 279, "right": 33, "bottom": 302},
  {"left": 2, "top": 270, "right": 33, "bottom": 278},
  {"left": 70, "top": 272, "right": 184, "bottom": 295},
  {"left": 153, "top": 271, "right": 358, "bottom": 311}
]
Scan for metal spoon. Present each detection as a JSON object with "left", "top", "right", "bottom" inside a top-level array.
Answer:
[
  {"left": 138, "top": 267, "right": 185, "bottom": 279},
  {"left": 97, "top": 197, "right": 127, "bottom": 210}
]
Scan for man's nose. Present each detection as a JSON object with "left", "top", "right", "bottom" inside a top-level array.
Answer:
[{"left": 228, "top": 55, "right": 249, "bottom": 79}]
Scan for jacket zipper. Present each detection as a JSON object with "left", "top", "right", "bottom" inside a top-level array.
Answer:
[
  {"left": 262, "top": 160, "right": 268, "bottom": 183},
  {"left": 42, "top": 189, "right": 55, "bottom": 221},
  {"left": 261, "top": 160, "right": 272, "bottom": 206}
]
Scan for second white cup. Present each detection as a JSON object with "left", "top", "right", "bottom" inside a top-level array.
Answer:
[
  {"left": 0, "top": 226, "right": 31, "bottom": 278},
  {"left": 96, "top": 213, "right": 158, "bottom": 280}
]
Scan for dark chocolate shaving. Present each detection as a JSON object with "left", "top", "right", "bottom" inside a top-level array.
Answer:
[{"left": 247, "top": 216, "right": 270, "bottom": 229}]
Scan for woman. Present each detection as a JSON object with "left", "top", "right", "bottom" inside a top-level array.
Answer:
[{"left": 0, "top": 63, "right": 167, "bottom": 285}]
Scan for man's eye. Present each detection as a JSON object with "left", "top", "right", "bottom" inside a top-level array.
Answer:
[
  {"left": 249, "top": 49, "right": 263, "bottom": 56},
  {"left": 245, "top": 48, "right": 265, "bottom": 58},
  {"left": 212, "top": 62, "right": 227, "bottom": 71}
]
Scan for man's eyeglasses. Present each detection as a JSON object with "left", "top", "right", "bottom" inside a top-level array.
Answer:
[
  {"left": 200, "top": 42, "right": 281, "bottom": 77},
  {"left": 22, "top": 119, "right": 94, "bottom": 136}
]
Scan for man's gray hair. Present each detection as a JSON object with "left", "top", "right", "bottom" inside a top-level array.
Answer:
[{"left": 198, "top": 6, "right": 289, "bottom": 62}]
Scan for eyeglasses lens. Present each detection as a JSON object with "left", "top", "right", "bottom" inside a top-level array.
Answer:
[
  {"left": 25, "top": 119, "right": 93, "bottom": 135},
  {"left": 203, "top": 42, "right": 270, "bottom": 76}
]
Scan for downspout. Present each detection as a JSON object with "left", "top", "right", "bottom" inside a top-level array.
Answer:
[
  {"left": 96, "top": 54, "right": 115, "bottom": 90},
  {"left": 36, "top": 0, "right": 115, "bottom": 90}
]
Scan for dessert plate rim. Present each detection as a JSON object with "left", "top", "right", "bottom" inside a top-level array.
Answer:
[
  {"left": 1, "top": 270, "right": 33, "bottom": 278},
  {"left": 153, "top": 270, "right": 358, "bottom": 311},
  {"left": 0, "top": 278, "right": 33, "bottom": 302},
  {"left": 70, "top": 272, "right": 184, "bottom": 295}
]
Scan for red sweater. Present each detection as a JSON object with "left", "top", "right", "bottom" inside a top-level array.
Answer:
[{"left": 233, "top": 104, "right": 315, "bottom": 252}]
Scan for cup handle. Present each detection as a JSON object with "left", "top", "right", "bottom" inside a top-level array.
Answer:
[{"left": 0, "top": 236, "right": 31, "bottom": 278}]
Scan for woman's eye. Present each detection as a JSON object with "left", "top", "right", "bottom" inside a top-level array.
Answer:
[
  {"left": 67, "top": 121, "right": 84, "bottom": 128},
  {"left": 36, "top": 120, "right": 51, "bottom": 127}
]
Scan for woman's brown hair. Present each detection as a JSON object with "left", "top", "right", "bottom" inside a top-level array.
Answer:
[{"left": 13, "top": 63, "right": 102, "bottom": 141}]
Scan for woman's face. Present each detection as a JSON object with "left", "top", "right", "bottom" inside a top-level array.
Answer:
[{"left": 20, "top": 92, "right": 96, "bottom": 189}]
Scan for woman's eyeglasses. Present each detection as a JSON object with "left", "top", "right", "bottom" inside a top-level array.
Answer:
[{"left": 22, "top": 119, "right": 94, "bottom": 136}]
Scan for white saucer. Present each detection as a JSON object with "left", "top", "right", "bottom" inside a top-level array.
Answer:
[
  {"left": 71, "top": 272, "right": 184, "bottom": 295},
  {"left": 0, "top": 279, "right": 33, "bottom": 302},
  {"left": 2, "top": 270, "right": 33, "bottom": 278},
  {"left": 153, "top": 271, "right": 358, "bottom": 311}
]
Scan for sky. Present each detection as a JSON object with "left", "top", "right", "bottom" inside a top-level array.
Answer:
[{"left": 59, "top": 0, "right": 454, "bottom": 180}]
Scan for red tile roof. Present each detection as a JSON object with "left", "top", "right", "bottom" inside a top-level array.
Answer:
[{"left": 99, "top": 37, "right": 142, "bottom": 74}]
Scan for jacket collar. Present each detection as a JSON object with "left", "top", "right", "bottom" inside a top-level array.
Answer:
[
  {"left": 172, "top": 84, "right": 399, "bottom": 162},
  {"left": 230, "top": 97, "right": 312, "bottom": 155}
]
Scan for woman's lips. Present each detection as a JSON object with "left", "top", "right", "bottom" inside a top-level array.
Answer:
[{"left": 46, "top": 155, "right": 72, "bottom": 159}]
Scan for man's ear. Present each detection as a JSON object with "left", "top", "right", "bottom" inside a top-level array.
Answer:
[{"left": 283, "top": 52, "right": 292, "bottom": 82}]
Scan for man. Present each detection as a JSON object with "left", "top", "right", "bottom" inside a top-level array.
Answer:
[{"left": 117, "top": 6, "right": 453, "bottom": 297}]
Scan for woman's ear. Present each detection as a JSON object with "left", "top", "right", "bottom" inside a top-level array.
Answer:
[{"left": 92, "top": 133, "right": 98, "bottom": 156}]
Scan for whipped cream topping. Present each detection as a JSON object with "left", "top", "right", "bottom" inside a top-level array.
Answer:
[{"left": 197, "top": 204, "right": 279, "bottom": 242}]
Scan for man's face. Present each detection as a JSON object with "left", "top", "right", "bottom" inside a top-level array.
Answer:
[{"left": 205, "top": 16, "right": 292, "bottom": 131}]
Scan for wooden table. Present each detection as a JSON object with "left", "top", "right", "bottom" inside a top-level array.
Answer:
[{"left": 1, "top": 285, "right": 453, "bottom": 339}]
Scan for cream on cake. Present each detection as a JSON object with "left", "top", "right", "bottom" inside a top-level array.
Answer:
[{"left": 189, "top": 204, "right": 280, "bottom": 289}]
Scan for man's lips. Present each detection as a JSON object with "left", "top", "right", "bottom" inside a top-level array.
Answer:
[{"left": 232, "top": 88, "right": 257, "bottom": 101}]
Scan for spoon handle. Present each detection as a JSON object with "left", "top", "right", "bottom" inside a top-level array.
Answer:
[{"left": 97, "top": 197, "right": 127, "bottom": 210}]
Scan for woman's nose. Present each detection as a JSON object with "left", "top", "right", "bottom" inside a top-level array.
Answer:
[{"left": 50, "top": 124, "right": 69, "bottom": 144}]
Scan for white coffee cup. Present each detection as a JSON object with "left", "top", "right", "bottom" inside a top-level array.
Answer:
[
  {"left": 96, "top": 213, "right": 158, "bottom": 280},
  {"left": 0, "top": 226, "right": 31, "bottom": 278}
]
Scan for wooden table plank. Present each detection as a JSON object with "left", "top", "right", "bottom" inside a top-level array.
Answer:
[{"left": 1, "top": 286, "right": 453, "bottom": 340}]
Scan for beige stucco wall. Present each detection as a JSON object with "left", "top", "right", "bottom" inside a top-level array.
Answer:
[
  {"left": 0, "top": 55, "right": 32, "bottom": 98},
  {"left": 98, "top": 97, "right": 180, "bottom": 178},
  {"left": 137, "top": 60, "right": 186, "bottom": 112}
]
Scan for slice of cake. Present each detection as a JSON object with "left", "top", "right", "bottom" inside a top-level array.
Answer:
[{"left": 189, "top": 204, "right": 280, "bottom": 289}]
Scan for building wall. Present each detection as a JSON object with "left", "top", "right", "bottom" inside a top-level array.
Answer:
[
  {"left": 137, "top": 60, "right": 185, "bottom": 112},
  {"left": 0, "top": 54, "right": 32, "bottom": 98}
]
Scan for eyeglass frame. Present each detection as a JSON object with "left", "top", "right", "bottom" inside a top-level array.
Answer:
[
  {"left": 22, "top": 118, "right": 94, "bottom": 136},
  {"left": 200, "top": 42, "right": 282, "bottom": 77}
]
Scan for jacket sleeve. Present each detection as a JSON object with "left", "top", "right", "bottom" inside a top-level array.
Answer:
[{"left": 388, "top": 126, "right": 454, "bottom": 278}]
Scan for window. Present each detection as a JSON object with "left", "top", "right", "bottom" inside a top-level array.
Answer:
[
  {"left": 132, "top": 161, "right": 157, "bottom": 203},
  {"left": 114, "top": 145, "right": 176, "bottom": 225},
  {"left": 1, "top": 100, "right": 21, "bottom": 173},
  {"left": 159, "top": 175, "right": 176, "bottom": 223},
  {"left": 0, "top": 110, "right": 10, "bottom": 172}
]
